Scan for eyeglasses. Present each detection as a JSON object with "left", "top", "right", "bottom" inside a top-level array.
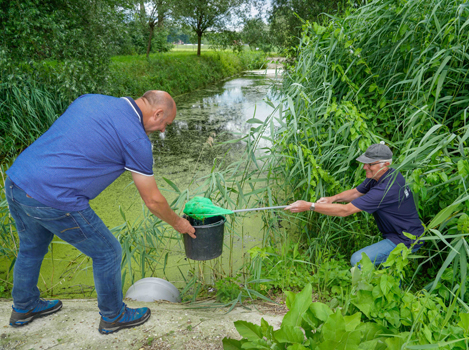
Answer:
[{"left": 364, "top": 161, "right": 385, "bottom": 167}]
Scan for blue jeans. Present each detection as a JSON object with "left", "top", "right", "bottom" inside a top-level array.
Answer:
[
  {"left": 5, "top": 177, "right": 123, "bottom": 317},
  {"left": 350, "top": 239, "right": 398, "bottom": 267}
]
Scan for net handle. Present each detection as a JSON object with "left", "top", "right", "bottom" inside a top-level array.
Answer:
[{"left": 231, "top": 205, "right": 288, "bottom": 213}]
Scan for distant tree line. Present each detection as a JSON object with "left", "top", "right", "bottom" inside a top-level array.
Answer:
[{"left": 1, "top": 0, "right": 350, "bottom": 63}]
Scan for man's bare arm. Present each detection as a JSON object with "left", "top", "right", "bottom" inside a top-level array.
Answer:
[
  {"left": 131, "top": 172, "right": 195, "bottom": 238},
  {"left": 317, "top": 188, "right": 364, "bottom": 204},
  {"left": 284, "top": 200, "right": 361, "bottom": 217}
]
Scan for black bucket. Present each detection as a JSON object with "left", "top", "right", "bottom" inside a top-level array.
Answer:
[{"left": 183, "top": 215, "right": 226, "bottom": 261}]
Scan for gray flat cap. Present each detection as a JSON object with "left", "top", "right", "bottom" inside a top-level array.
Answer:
[{"left": 356, "top": 142, "right": 393, "bottom": 163}]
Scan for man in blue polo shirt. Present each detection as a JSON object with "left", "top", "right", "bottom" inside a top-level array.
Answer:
[
  {"left": 285, "top": 142, "right": 424, "bottom": 267},
  {"left": 5, "top": 90, "right": 195, "bottom": 334}
]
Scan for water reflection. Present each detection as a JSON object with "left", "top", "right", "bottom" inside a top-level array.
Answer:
[{"left": 151, "top": 71, "right": 281, "bottom": 168}]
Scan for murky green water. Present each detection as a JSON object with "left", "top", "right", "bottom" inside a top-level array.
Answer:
[{"left": 1, "top": 70, "right": 283, "bottom": 298}]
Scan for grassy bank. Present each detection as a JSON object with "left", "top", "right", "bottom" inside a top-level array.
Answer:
[{"left": 108, "top": 50, "right": 266, "bottom": 100}]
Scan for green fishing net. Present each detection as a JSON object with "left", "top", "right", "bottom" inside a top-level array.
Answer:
[{"left": 183, "top": 196, "right": 233, "bottom": 219}]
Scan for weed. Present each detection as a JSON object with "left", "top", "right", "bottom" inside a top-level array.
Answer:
[
  {"left": 215, "top": 275, "right": 243, "bottom": 303},
  {"left": 224, "top": 245, "right": 469, "bottom": 349}
]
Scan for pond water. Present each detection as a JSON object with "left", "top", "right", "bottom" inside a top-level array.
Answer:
[{"left": 0, "top": 69, "right": 283, "bottom": 298}]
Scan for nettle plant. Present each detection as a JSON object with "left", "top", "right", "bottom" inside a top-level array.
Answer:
[{"left": 223, "top": 245, "right": 469, "bottom": 349}]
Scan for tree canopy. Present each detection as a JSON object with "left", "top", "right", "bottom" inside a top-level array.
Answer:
[
  {"left": 269, "top": 0, "right": 346, "bottom": 49},
  {"left": 173, "top": 0, "right": 257, "bottom": 56}
]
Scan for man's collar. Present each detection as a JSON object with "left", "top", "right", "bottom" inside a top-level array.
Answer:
[{"left": 121, "top": 97, "right": 144, "bottom": 127}]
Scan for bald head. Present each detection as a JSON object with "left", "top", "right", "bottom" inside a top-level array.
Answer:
[
  {"left": 135, "top": 90, "right": 177, "bottom": 135},
  {"left": 141, "top": 90, "right": 175, "bottom": 119}
]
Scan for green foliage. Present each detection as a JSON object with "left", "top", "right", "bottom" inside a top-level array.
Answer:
[
  {"left": 310, "top": 258, "right": 351, "bottom": 299},
  {"left": 173, "top": 0, "right": 255, "bottom": 55},
  {"left": 107, "top": 50, "right": 266, "bottom": 99},
  {"left": 268, "top": 0, "right": 348, "bottom": 50},
  {"left": 248, "top": 244, "right": 314, "bottom": 292},
  {"left": 275, "top": 0, "right": 469, "bottom": 219},
  {"left": 0, "top": 167, "right": 18, "bottom": 271},
  {"left": 225, "top": 247, "right": 469, "bottom": 349},
  {"left": 151, "top": 29, "right": 174, "bottom": 53},
  {"left": 0, "top": 281, "right": 11, "bottom": 298},
  {"left": 215, "top": 275, "right": 243, "bottom": 303},
  {"left": 239, "top": 0, "right": 469, "bottom": 302},
  {"left": 241, "top": 18, "right": 276, "bottom": 53},
  {"left": 208, "top": 31, "right": 244, "bottom": 53},
  {"left": 0, "top": 0, "right": 129, "bottom": 160}
]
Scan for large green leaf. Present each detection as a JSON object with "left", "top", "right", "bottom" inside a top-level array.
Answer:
[
  {"left": 287, "top": 344, "right": 309, "bottom": 350},
  {"left": 285, "top": 290, "right": 296, "bottom": 310},
  {"left": 234, "top": 321, "right": 263, "bottom": 341},
  {"left": 261, "top": 318, "right": 274, "bottom": 342},
  {"left": 274, "top": 325, "right": 305, "bottom": 344},
  {"left": 222, "top": 337, "right": 244, "bottom": 350},
  {"left": 458, "top": 312, "right": 469, "bottom": 334},
  {"left": 358, "top": 339, "right": 378, "bottom": 350},
  {"left": 240, "top": 339, "right": 271, "bottom": 349},
  {"left": 351, "top": 290, "right": 373, "bottom": 318},
  {"left": 306, "top": 302, "right": 333, "bottom": 326},
  {"left": 356, "top": 322, "right": 392, "bottom": 342},
  {"left": 384, "top": 334, "right": 407, "bottom": 350},
  {"left": 282, "top": 284, "right": 313, "bottom": 327},
  {"left": 344, "top": 312, "right": 362, "bottom": 332},
  {"left": 322, "top": 310, "right": 346, "bottom": 342},
  {"left": 318, "top": 330, "right": 361, "bottom": 350}
]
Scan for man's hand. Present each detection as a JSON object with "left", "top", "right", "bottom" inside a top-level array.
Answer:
[
  {"left": 316, "top": 197, "right": 333, "bottom": 204},
  {"left": 284, "top": 200, "right": 311, "bottom": 213},
  {"left": 173, "top": 217, "right": 196, "bottom": 238},
  {"left": 132, "top": 172, "right": 196, "bottom": 238}
]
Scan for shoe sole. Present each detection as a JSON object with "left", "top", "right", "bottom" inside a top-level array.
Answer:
[
  {"left": 99, "top": 309, "right": 151, "bottom": 335},
  {"left": 10, "top": 301, "right": 63, "bottom": 327}
]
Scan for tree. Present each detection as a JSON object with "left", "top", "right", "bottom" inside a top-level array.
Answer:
[
  {"left": 241, "top": 18, "right": 273, "bottom": 52},
  {"left": 1, "top": 0, "right": 131, "bottom": 62},
  {"left": 269, "top": 0, "right": 347, "bottom": 49},
  {"left": 135, "top": 0, "right": 174, "bottom": 57},
  {"left": 0, "top": 0, "right": 131, "bottom": 98},
  {"left": 174, "top": 0, "right": 255, "bottom": 56}
]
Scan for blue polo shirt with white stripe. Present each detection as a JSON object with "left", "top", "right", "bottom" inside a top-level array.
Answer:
[{"left": 7, "top": 94, "right": 153, "bottom": 211}]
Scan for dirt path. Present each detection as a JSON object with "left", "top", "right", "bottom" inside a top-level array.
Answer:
[{"left": 0, "top": 299, "right": 287, "bottom": 350}]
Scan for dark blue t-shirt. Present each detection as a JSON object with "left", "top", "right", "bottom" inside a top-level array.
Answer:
[
  {"left": 351, "top": 169, "right": 424, "bottom": 248},
  {"left": 7, "top": 94, "right": 154, "bottom": 211}
]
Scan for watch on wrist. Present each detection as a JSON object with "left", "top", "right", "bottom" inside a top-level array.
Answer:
[{"left": 310, "top": 202, "right": 315, "bottom": 211}]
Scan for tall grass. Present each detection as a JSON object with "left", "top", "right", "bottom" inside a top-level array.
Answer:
[
  {"left": 0, "top": 81, "right": 65, "bottom": 160},
  {"left": 218, "top": 0, "right": 469, "bottom": 307},
  {"left": 0, "top": 165, "right": 18, "bottom": 282}
]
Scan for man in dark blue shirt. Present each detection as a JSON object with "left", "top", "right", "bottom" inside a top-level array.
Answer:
[
  {"left": 6, "top": 91, "right": 195, "bottom": 333},
  {"left": 285, "top": 143, "right": 424, "bottom": 267}
]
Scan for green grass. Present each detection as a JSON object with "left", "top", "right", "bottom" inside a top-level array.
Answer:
[
  {"left": 108, "top": 50, "right": 266, "bottom": 98},
  {"left": 169, "top": 45, "right": 207, "bottom": 52}
]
